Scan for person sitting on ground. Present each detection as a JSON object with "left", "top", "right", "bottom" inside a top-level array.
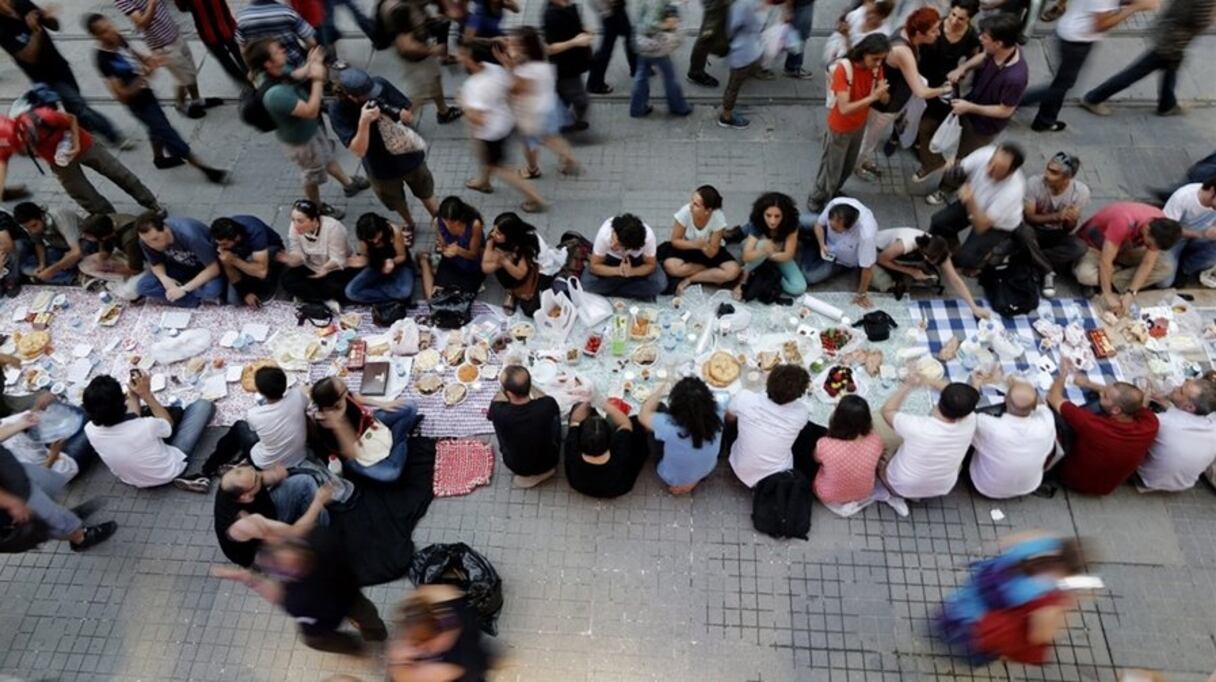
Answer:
[
  {"left": 656, "top": 185, "right": 741, "bottom": 295},
  {"left": 639, "top": 377, "right": 724, "bottom": 495},
  {"left": 135, "top": 212, "right": 226, "bottom": 307},
  {"left": 1136, "top": 378, "right": 1216, "bottom": 492},
  {"left": 9, "top": 202, "right": 83, "bottom": 286},
  {"left": 346, "top": 212, "right": 415, "bottom": 305},
  {"left": 311, "top": 377, "right": 421, "bottom": 483},
  {"left": 212, "top": 529, "right": 388, "bottom": 654},
  {"left": 1021, "top": 151, "right": 1090, "bottom": 297},
  {"left": 210, "top": 215, "right": 284, "bottom": 308},
  {"left": 418, "top": 196, "right": 485, "bottom": 299},
  {"left": 0, "top": 388, "right": 94, "bottom": 482},
  {"left": 880, "top": 376, "right": 979, "bottom": 500},
  {"left": 77, "top": 213, "right": 142, "bottom": 290},
  {"left": 1162, "top": 176, "right": 1216, "bottom": 286},
  {"left": 82, "top": 372, "right": 216, "bottom": 493},
  {"left": 734, "top": 192, "right": 807, "bottom": 299},
  {"left": 277, "top": 199, "right": 358, "bottom": 309},
  {"left": 969, "top": 374, "right": 1056, "bottom": 499},
  {"left": 802, "top": 197, "right": 879, "bottom": 307},
  {"left": 812, "top": 395, "right": 884, "bottom": 508},
  {"left": 928, "top": 143, "right": 1027, "bottom": 273},
  {"left": 1046, "top": 361, "right": 1158, "bottom": 495},
  {"left": 247, "top": 366, "right": 312, "bottom": 470},
  {"left": 487, "top": 365, "right": 561, "bottom": 488},
  {"left": 0, "top": 443, "right": 117, "bottom": 553},
  {"left": 870, "top": 228, "right": 992, "bottom": 318},
  {"left": 1072, "top": 202, "right": 1182, "bottom": 317},
  {"left": 581, "top": 213, "right": 668, "bottom": 301},
  {"left": 0, "top": 211, "right": 23, "bottom": 296},
  {"left": 481, "top": 212, "right": 551, "bottom": 316},
  {"left": 564, "top": 400, "right": 648, "bottom": 498},
  {"left": 387, "top": 585, "right": 498, "bottom": 681},
  {"left": 727, "top": 364, "right": 812, "bottom": 488},
  {"left": 215, "top": 464, "right": 333, "bottom": 566}
]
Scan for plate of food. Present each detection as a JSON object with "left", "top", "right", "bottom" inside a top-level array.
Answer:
[
  {"left": 510, "top": 322, "right": 535, "bottom": 342},
  {"left": 814, "top": 365, "right": 867, "bottom": 404},
  {"left": 632, "top": 344, "right": 658, "bottom": 367},
  {"left": 629, "top": 382, "right": 653, "bottom": 403},
  {"left": 241, "top": 359, "right": 278, "bottom": 392},
  {"left": 629, "top": 312, "right": 658, "bottom": 341},
  {"left": 756, "top": 350, "right": 781, "bottom": 372},
  {"left": 781, "top": 340, "right": 803, "bottom": 366},
  {"left": 443, "top": 382, "right": 468, "bottom": 407},
  {"left": 456, "top": 362, "right": 480, "bottom": 384},
  {"left": 414, "top": 348, "right": 441, "bottom": 373},
  {"left": 14, "top": 331, "right": 51, "bottom": 360},
  {"left": 465, "top": 343, "right": 490, "bottom": 366},
  {"left": 442, "top": 343, "right": 466, "bottom": 366},
  {"left": 819, "top": 328, "right": 854, "bottom": 356},
  {"left": 96, "top": 303, "right": 122, "bottom": 327},
  {"left": 582, "top": 333, "right": 604, "bottom": 357},
  {"left": 701, "top": 350, "right": 742, "bottom": 391},
  {"left": 415, "top": 372, "right": 443, "bottom": 395}
]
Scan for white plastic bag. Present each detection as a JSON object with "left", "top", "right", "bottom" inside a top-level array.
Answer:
[
  {"left": 389, "top": 318, "right": 420, "bottom": 355},
  {"left": 929, "top": 113, "right": 962, "bottom": 158},
  {"left": 532, "top": 289, "right": 576, "bottom": 342},
  {"left": 535, "top": 234, "right": 567, "bottom": 277},
  {"left": 564, "top": 276, "right": 613, "bottom": 328},
  {"left": 761, "top": 22, "right": 787, "bottom": 68},
  {"left": 149, "top": 329, "right": 212, "bottom": 366}
]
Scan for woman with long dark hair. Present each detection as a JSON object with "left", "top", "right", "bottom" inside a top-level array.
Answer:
[
  {"left": 345, "top": 212, "right": 414, "bottom": 304},
  {"left": 812, "top": 395, "right": 883, "bottom": 508},
  {"left": 734, "top": 192, "right": 807, "bottom": 299},
  {"left": 639, "top": 377, "right": 723, "bottom": 494},
  {"left": 417, "top": 196, "right": 486, "bottom": 298},
  {"left": 480, "top": 211, "right": 549, "bottom": 315},
  {"left": 310, "top": 376, "right": 419, "bottom": 483},
  {"left": 277, "top": 199, "right": 359, "bottom": 306},
  {"left": 870, "top": 228, "right": 992, "bottom": 319},
  {"left": 657, "top": 184, "right": 741, "bottom": 295}
]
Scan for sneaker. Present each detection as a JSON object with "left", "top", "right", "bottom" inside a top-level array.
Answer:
[
  {"left": 1041, "top": 272, "right": 1056, "bottom": 298},
  {"left": 560, "top": 120, "right": 590, "bottom": 133},
  {"left": 320, "top": 203, "right": 345, "bottom": 220},
  {"left": 70, "top": 521, "right": 117, "bottom": 552},
  {"left": 70, "top": 498, "right": 106, "bottom": 520},
  {"left": 436, "top": 107, "right": 464, "bottom": 124},
  {"left": 755, "top": 69, "right": 776, "bottom": 81},
  {"left": 910, "top": 167, "right": 935, "bottom": 184},
  {"left": 1030, "top": 120, "right": 1067, "bottom": 132},
  {"left": 784, "top": 69, "right": 814, "bottom": 80},
  {"left": 344, "top": 176, "right": 371, "bottom": 197},
  {"left": 925, "top": 190, "right": 949, "bottom": 206},
  {"left": 806, "top": 198, "right": 824, "bottom": 214},
  {"left": 153, "top": 156, "right": 186, "bottom": 169},
  {"left": 717, "top": 114, "right": 750, "bottom": 129},
  {"left": 687, "top": 72, "right": 719, "bottom": 88},
  {"left": 854, "top": 166, "right": 879, "bottom": 182},
  {"left": 172, "top": 475, "right": 211, "bottom": 493},
  {"left": 1079, "top": 99, "right": 1112, "bottom": 116},
  {"left": 1156, "top": 105, "right": 1185, "bottom": 117}
]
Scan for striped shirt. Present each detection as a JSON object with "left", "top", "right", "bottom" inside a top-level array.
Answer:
[
  {"left": 113, "top": 0, "right": 181, "bottom": 50},
  {"left": 235, "top": 0, "right": 315, "bottom": 67},
  {"left": 179, "top": 0, "right": 237, "bottom": 44}
]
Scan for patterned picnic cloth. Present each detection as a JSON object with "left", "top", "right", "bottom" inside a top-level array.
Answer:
[
  {"left": 432, "top": 439, "right": 495, "bottom": 497},
  {"left": 909, "top": 297, "right": 1124, "bottom": 406}
]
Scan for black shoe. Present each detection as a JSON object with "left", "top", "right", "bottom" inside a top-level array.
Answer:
[
  {"left": 71, "top": 521, "right": 117, "bottom": 552},
  {"left": 686, "top": 72, "right": 719, "bottom": 88},
  {"left": 883, "top": 137, "right": 899, "bottom": 157},
  {"left": 154, "top": 156, "right": 187, "bottom": 169},
  {"left": 172, "top": 475, "right": 211, "bottom": 493},
  {"left": 343, "top": 176, "right": 371, "bottom": 197},
  {"left": 437, "top": 107, "right": 464, "bottom": 124},
  {"left": 70, "top": 498, "right": 106, "bottom": 521},
  {"left": 203, "top": 97, "right": 224, "bottom": 109},
  {"left": 892, "top": 279, "right": 908, "bottom": 301},
  {"left": 1030, "top": 120, "right": 1067, "bottom": 132},
  {"left": 560, "top": 120, "right": 590, "bottom": 134},
  {"left": 587, "top": 84, "right": 614, "bottom": 95},
  {"left": 320, "top": 203, "right": 346, "bottom": 220}
]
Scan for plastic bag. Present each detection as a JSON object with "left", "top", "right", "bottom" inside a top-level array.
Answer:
[
  {"left": 762, "top": 22, "right": 788, "bottom": 68},
  {"left": 535, "top": 234, "right": 567, "bottom": 278},
  {"left": 929, "top": 113, "right": 962, "bottom": 158},
  {"left": 532, "top": 289, "right": 576, "bottom": 342},
  {"left": 149, "top": 329, "right": 212, "bottom": 366},
  {"left": 389, "top": 318, "right": 420, "bottom": 355},
  {"left": 564, "top": 276, "right": 613, "bottom": 328},
  {"left": 407, "top": 542, "right": 504, "bottom": 635}
]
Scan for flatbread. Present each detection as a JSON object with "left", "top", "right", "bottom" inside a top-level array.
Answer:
[
  {"left": 703, "top": 351, "right": 740, "bottom": 388},
  {"left": 443, "top": 382, "right": 467, "bottom": 406},
  {"left": 415, "top": 373, "right": 443, "bottom": 395},
  {"left": 241, "top": 359, "right": 278, "bottom": 392},
  {"left": 415, "top": 349, "right": 441, "bottom": 372}
]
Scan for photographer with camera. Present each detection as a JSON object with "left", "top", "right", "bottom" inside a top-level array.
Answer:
[{"left": 330, "top": 67, "right": 437, "bottom": 233}]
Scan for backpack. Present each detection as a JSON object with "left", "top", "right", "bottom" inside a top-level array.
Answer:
[
  {"left": 295, "top": 302, "right": 334, "bottom": 327},
  {"left": 428, "top": 288, "right": 476, "bottom": 330},
  {"left": 556, "top": 230, "right": 594, "bottom": 281},
  {"left": 979, "top": 255, "right": 1041, "bottom": 318},
  {"left": 703, "top": 0, "right": 735, "bottom": 57},
  {"left": 742, "top": 260, "right": 792, "bottom": 305},
  {"left": 751, "top": 469, "right": 812, "bottom": 540},
  {"left": 239, "top": 78, "right": 282, "bottom": 133},
  {"left": 824, "top": 58, "right": 853, "bottom": 110},
  {"left": 372, "top": 300, "right": 411, "bottom": 327}
]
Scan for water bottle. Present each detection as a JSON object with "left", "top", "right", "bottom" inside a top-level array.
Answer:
[{"left": 328, "top": 455, "right": 343, "bottom": 475}]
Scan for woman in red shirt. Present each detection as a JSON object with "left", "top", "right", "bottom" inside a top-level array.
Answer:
[
  {"left": 813, "top": 395, "right": 884, "bottom": 508},
  {"left": 808, "top": 34, "right": 891, "bottom": 213}
]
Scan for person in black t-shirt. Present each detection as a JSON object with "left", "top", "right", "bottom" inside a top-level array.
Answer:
[
  {"left": 487, "top": 366, "right": 561, "bottom": 487},
  {"left": 210, "top": 215, "right": 285, "bottom": 307},
  {"left": 564, "top": 401, "right": 648, "bottom": 498},
  {"left": 543, "top": 0, "right": 595, "bottom": 131},
  {"left": 388, "top": 584, "right": 497, "bottom": 681}
]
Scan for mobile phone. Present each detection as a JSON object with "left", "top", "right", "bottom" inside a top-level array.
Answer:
[{"left": 1056, "top": 575, "right": 1105, "bottom": 591}]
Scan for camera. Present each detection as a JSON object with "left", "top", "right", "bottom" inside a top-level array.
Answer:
[{"left": 367, "top": 98, "right": 404, "bottom": 121}]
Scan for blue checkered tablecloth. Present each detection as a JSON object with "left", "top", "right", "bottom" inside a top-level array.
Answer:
[{"left": 909, "top": 298, "right": 1123, "bottom": 405}]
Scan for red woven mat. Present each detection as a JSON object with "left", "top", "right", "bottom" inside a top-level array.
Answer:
[{"left": 433, "top": 439, "right": 495, "bottom": 497}]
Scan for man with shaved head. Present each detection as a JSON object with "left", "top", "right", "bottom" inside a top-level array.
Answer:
[
  {"left": 969, "top": 375, "right": 1056, "bottom": 499},
  {"left": 1137, "top": 378, "right": 1216, "bottom": 492},
  {"left": 487, "top": 365, "right": 562, "bottom": 488},
  {"left": 1047, "top": 362, "right": 1159, "bottom": 495}
]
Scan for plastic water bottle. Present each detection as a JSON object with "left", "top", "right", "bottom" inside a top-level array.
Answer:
[{"left": 328, "top": 455, "right": 342, "bottom": 475}]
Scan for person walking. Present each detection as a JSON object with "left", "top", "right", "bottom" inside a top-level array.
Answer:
[
  {"left": 504, "top": 27, "right": 582, "bottom": 175},
  {"left": 543, "top": 0, "right": 596, "bottom": 131},
  {"left": 631, "top": 0, "right": 693, "bottom": 118},
  {"left": 113, "top": 0, "right": 223, "bottom": 118},
  {"left": 717, "top": 0, "right": 778, "bottom": 129},
  {"left": 1079, "top": 0, "right": 1216, "bottom": 118},
  {"left": 175, "top": 0, "right": 250, "bottom": 88},
  {"left": 585, "top": 0, "right": 638, "bottom": 94}
]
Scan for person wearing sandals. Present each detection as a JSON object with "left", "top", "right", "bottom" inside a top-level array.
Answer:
[
  {"left": 345, "top": 212, "right": 415, "bottom": 304},
  {"left": 657, "top": 185, "right": 741, "bottom": 295},
  {"left": 504, "top": 27, "right": 581, "bottom": 179},
  {"left": 482, "top": 212, "right": 550, "bottom": 316},
  {"left": 418, "top": 196, "right": 486, "bottom": 299},
  {"left": 457, "top": 42, "right": 548, "bottom": 214},
  {"left": 733, "top": 192, "right": 806, "bottom": 299}
]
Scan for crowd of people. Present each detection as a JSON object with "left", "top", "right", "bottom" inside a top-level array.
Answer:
[{"left": 0, "top": 0, "right": 1215, "bottom": 671}]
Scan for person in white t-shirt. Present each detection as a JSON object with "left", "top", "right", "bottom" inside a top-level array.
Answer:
[
  {"left": 457, "top": 42, "right": 547, "bottom": 213},
  {"left": 880, "top": 375, "right": 979, "bottom": 500},
  {"left": 728, "top": 364, "right": 812, "bottom": 488},
  {"left": 870, "top": 227, "right": 993, "bottom": 319},
  {"left": 969, "top": 375, "right": 1056, "bottom": 499},
  {"left": 246, "top": 366, "right": 310, "bottom": 470},
  {"left": 657, "top": 185, "right": 741, "bottom": 295},
  {"left": 802, "top": 197, "right": 879, "bottom": 307},
  {"left": 928, "top": 143, "right": 1027, "bottom": 272},
  {"left": 580, "top": 214, "right": 668, "bottom": 300},
  {"left": 1162, "top": 179, "right": 1216, "bottom": 286},
  {"left": 505, "top": 26, "right": 580, "bottom": 179},
  {"left": 82, "top": 373, "right": 215, "bottom": 493},
  {"left": 1137, "top": 378, "right": 1216, "bottom": 492}
]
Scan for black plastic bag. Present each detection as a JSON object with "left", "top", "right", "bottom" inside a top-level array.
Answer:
[{"left": 407, "top": 542, "right": 503, "bottom": 635}]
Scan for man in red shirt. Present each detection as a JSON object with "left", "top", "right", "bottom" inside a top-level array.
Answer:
[
  {"left": 1046, "top": 361, "right": 1159, "bottom": 496},
  {"left": 1072, "top": 201, "right": 1181, "bottom": 316},
  {"left": 0, "top": 109, "right": 163, "bottom": 217}
]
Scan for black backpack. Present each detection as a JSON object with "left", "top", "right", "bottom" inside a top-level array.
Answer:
[
  {"left": 979, "top": 255, "right": 1041, "bottom": 318},
  {"left": 372, "top": 300, "right": 411, "bottom": 326},
  {"left": 428, "top": 288, "right": 476, "bottom": 330},
  {"left": 742, "top": 260, "right": 793, "bottom": 305},
  {"left": 239, "top": 78, "right": 282, "bottom": 133},
  {"left": 752, "top": 470, "right": 812, "bottom": 540}
]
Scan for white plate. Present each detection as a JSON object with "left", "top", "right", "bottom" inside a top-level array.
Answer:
[
  {"left": 532, "top": 359, "right": 559, "bottom": 384},
  {"left": 812, "top": 365, "right": 869, "bottom": 405}
]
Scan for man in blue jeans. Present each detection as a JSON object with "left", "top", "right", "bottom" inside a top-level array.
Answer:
[
  {"left": 586, "top": 0, "right": 638, "bottom": 94},
  {"left": 0, "top": 445, "right": 117, "bottom": 553},
  {"left": 11, "top": 202, "right": 84, "bottom": 286},
  {"left": 311, "top": 377, "right": 421, "bottom": 483},
  {"left": 800, "top": 197, "right": 879, "bottom": 308},
  {"left": 210, "top": 215, "right": 284, "bottom": 307},
  {"left": 784, "top": 0, "right": 815, "bottom": 79},
  {"left": 136, "top": 212, "right": 227, "bottom": 307},
  {"left": 581, "top": 213, "right": 668, "bottom": 300}
]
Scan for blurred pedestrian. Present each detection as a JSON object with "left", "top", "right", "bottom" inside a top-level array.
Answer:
[
  {"left": 504, "top": 27, "right": 581, "bottom": 176},
  {"left": 388, "top": 585, "right": 498, "bottom": 680},
  {"left": 631, "top": 0, "right": 692, "bottom": 119},
  {"left": 113, "top": 0, "right": 224, "bottom": 118},
  {"left": 175, "top": 0, "right": 250, "bottom": 88},
  {"left": 585, "top": 0, "right": 637, "bottom": 94},
  {"left": 377, "top": 0, "right": 464, "bottom": 124},
  {"left": 542, "top": 0, "right": 595, "bottom": 131},
  {"left": 718, "top": 0, "right": 779, "bottom": 129}
]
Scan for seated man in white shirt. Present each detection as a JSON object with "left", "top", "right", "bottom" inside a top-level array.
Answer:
[
  {"left": 800, "top": 198, "right": 878, "bottom": 308},
  {"left": 928, "top": 143, "right": 1027, "bottom": 272},
  {"left": 1137, "top": 378, "right": 1216, "bottom": 492},
  {"left": 82, "top": 372, "right": 215, "bottom": 493},
  {"left": 1162, "top": 177, "right": 1216, "bottom": 286},
  {"left": 727, "top": 364, "right": 811, "bottom": 488},
  {"left": 880, "top": 376, "right": 979, "bottom": 500},
  {"left": 969, "top": 374, "right": 1056, "bottom": 499},
  {"left": 579, "top": 214, "right": 668, "bottom": 301}
]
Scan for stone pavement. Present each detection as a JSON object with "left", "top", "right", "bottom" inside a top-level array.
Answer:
[{"left": 2, "top": 1, "right": 1216, "bottom": 680}]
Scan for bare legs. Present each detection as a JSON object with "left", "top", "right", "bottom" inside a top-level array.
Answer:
[{"left": 663, "top": 258, "right": 742, "bottom": 294}]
